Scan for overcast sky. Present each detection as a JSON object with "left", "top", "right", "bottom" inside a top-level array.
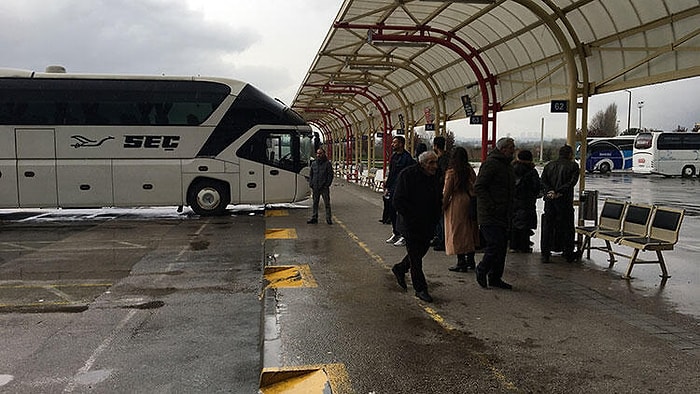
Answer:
[{"left": 1, "top": 0, "right": 697, "bottom": 140}]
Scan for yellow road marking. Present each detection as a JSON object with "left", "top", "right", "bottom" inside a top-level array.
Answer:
[
  {"left": 422, "top": 305, "right": 457, "bottom": 331},
  {"left": 477, "top": 354, "right": 518, "bottom": 391},
  {"left": 265, "top": 228, "right": 298, "bottom": 239},
  {"left": 335, "top": 217, "right": 518, "bottom": 391},
  {"left": 265, "top": 209, "right": 289, "bottom": 217},
  {"left": 264, "top": 265, "right": 317, "bottom": 289},
  {"left": 260, "top": 364, "right": 351, "bottom": 394}
]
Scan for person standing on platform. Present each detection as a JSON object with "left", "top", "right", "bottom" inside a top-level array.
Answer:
[
  {"left": 540, "top": 145, "right": 580, "bottom": 263},
  {"left": 510, "top": 149, "right": 541, "bottom": 253},
  {"left": 390, "top": 151, "right": 442, "bottom": 302},
  {"left": 474, "top": 137, "right": 516, "bottom": 290},
  {"left": 384, "top": 136, "right": 415, "bottom": 247},
  {"left": 443, "top": 146, "right": 480, "bottom": 272},
  {"left": 307, "top": 148, "right": 334, "bottom": 225}
]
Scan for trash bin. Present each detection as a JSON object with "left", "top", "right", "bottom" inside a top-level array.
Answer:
[{"left": 579, "top": 190, "right": 598, "bottom": 221}]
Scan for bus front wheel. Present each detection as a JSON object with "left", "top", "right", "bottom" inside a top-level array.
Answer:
[
  {"left": 682, "top": 165, "right": 696, "bottom": 178},
  {"left": 599, "top": 162, "right": 611, "bottom": 174},
  {"left": 187, "top": 180, "right": 230, "bottom": 216}
]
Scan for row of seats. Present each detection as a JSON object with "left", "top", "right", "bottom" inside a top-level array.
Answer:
[
  {"left": 336, "top": 164, "right": 385, "bottom": 192},
  {"left": 576, "top": 199, "right": 685, "bottom": 279}
]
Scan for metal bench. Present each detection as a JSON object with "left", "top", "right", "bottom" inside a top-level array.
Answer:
[
  {"left": 616, "top": 206, "right": 685, "bottom": 279},
  {"left": 576, "top": 199, "right": 628, "bottom": 259},
  {"left": 591, "top": 203, "right": 654, "bottom": 271}
]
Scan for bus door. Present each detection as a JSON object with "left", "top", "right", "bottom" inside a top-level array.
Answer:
[
  {"left": 15, "top": 128, "right": 58, "bottom": 207},
  {"left": 237, "top": 131, "right": 298, "bottom": 204},
  {"left": 238, "top": 158, "right": 265, "bottom": 204},
  {"left": 262, "top": 133, "right": 297, "bottom": 203}
]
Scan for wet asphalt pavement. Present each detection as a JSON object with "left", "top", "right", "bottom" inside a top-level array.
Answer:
[
  {"left": 261, "top": 170, "right": 700, "bottom": 393},
  {"left": 0, "top": 169, "right": 698, "bottom": 393}
]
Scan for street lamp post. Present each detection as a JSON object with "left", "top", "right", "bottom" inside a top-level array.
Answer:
[
  {"left": 637, "top": 101, "right": 645, "bottom": 130},
  {"left": 625, "top": 90, "right": 632, "bottom": 134}
]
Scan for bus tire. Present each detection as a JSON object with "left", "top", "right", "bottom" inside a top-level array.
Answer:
[
  {"left": 187, "top": 180, "right": 230, "bottom": 216},
  {"left": 682, "top": 165, "right": 696, "bottom": 178},
  {"left": 599, "top": 162, "right": 611, "bottom": 174}
]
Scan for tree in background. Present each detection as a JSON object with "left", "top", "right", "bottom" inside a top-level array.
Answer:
[
  {"left": 588, "top": 103, "right": 618, "bottom": 137},
  {"left": 445, "top": 129, "right": 455, "bottom": 152}
]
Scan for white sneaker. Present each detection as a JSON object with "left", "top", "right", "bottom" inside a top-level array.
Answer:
[
  {"left": 386, "top": 234, "right": 399, "bottom": 243},
  {"left": 393, "top": 237, "right": 406, "bottom": 246}
]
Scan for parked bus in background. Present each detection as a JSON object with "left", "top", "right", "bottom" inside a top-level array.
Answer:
[
  {"left": 579, "top": 136, "right": 635, "bottom": 173},
  {"left": 0, "top": 66, "right": 314, "bottom": 215},
  {"left": 633, "top": 131, "right": 700, "bottom": 177}
]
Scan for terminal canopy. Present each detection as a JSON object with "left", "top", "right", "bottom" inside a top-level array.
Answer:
[{"left": 292, "top": 0, "right": 699, "bottom": 164}]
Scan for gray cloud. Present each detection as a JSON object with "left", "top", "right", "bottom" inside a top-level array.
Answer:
[{"left": 0, "top": 0, "right": 257, "bottom": 76}]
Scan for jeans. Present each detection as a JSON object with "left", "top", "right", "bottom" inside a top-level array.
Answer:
[{"left": 311, "top": 187, "right": 331, "bottom": 221}]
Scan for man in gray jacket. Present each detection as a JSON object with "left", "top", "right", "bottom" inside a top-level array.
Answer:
[
  {"left": 307, "top": 148, "right": 334, "bottom": 224},
  {"left": 474, "top": 137, "right": 516, "bottom": 289}
]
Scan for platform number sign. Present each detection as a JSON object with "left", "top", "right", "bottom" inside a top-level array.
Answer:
[
  {"left": 550, "top": 100, "right": 569, "bottom": 113},
  {"left": 469, "top": 115, "right": 482, "bottom": 125}
]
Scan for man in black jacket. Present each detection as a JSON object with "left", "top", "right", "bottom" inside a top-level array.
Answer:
[
  {"left": 384, "top": 136, "right": 416, "bottom": 246},
  {"left": 390, "top": 151, "right": 442, "bottom": 302},
  {"left": 540, "top": 145, "right": 580, "bottom": 263},
  {"left": 474, "top": 137, "right": 516, "bottom": 290},
  {"left": 307, "top": 148, "right": 334, "bottom": 225}
]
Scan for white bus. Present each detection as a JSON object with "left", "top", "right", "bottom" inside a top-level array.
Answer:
[
  {"left": 632, "top": 131, "right": 700, "bottom": 177},
  {"left": 0, "top": 67, "right": 314, "bottom": 215}
]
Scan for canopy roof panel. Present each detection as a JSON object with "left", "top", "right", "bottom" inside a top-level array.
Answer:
[{"left": 293, "top": 0, "right": 699, "bottom": 143}]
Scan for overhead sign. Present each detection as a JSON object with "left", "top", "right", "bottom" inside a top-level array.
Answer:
[
  {"left": 461, "top": 95, "right": 474, "bottom": 117},
  {"left": 469, "top": 115, "right": 482, "bottom": 125},
  {"left": 425, "top": 124, "right": 435, "bottom": 131},
  {"left": 550, "top": 100, "right": 569, "bottom": 113}
]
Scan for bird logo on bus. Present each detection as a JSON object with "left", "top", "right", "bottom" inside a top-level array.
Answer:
[{"left": 71, "top": 135, "right": 115, "bottom": 148}]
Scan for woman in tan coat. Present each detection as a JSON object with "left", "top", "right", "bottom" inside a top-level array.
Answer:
[{"left": 443, "top": 146, "right": 480, "bottom": 272}]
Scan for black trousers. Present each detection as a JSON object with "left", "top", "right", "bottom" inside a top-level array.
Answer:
[
  {"left": 394, "top": 237, "right": 431, "bottom": 292},
  {"left": 477, "top": 224, "right": 508, "bottom": 281},
  {"left": 541, "top": 199, "right": 575, "bottom": 256}
]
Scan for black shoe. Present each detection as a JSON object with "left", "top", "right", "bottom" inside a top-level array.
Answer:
[
  {"left": 391, "top": 265, "right": 407, "bottom": 291},
  {"left": 415, "top": 290, "right": 433, "bottom": 302},
  {"left": 326, "top": 218, "right": 333, "bottom": 225},
  {"left": 541, "top": 254, "right": 551, "bottom": 264},
  {"left": 490, "top": 279, "right": 513, "bottom": 290},
  {"left": 475, "top": 270, "right": 488, "bottom": 288},
  {"left": 307, "top": 218, "right": 318, "bottom": 224},
  {"left": 448, "top": 264, "right": 471, "bottom": 272}
]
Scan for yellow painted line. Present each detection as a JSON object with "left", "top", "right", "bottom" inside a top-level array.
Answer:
[
  {"left": 265, "top": 228, "right": 298, "bottom": 239},
  {"left": 264, "top": 265, "right": 317, "bottom": 289},
  {"left": 336, "top": 218, "right": 518, "bottom": 392},
  {"left": 477, "top": 354, "right": 518, "bottom": 391},
  {"left": 421, "top": 305, "right": 457, "bottom": 331},
  {"left": 265, "top": 209, "right": 289, "bottom": 217},
  {"left": 260, "top": 364, "right": 352, "bottom": 394},
  {"left": 336, "top": 218, "right": 388, "bottom": 269}
]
